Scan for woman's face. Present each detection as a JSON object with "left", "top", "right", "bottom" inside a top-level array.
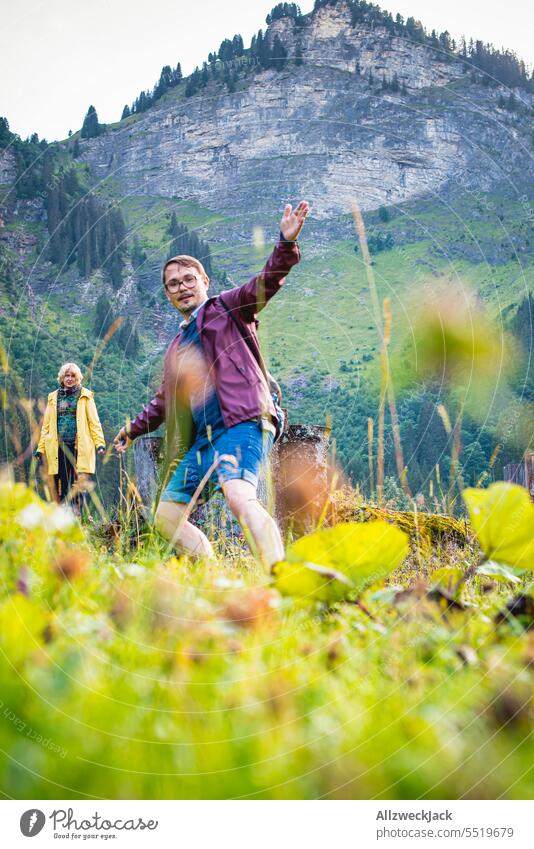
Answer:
[{"left": 63, "top": 370, "right": 78, "bottom": 388}]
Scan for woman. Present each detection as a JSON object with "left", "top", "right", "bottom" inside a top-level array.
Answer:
[{"left": 36, "top": 362, "right": 105, "bottom": 511}]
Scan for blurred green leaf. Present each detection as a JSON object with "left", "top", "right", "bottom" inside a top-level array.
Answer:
[
  {"left": 463, "top": 482, "right": 534, "bottom": 569},
  {"left": 478, "top": 561, "right": 522, "bottom": 584},
  {"left": 0, "top": 594, "right": 47, "bottom": 665},
  {"left": 272, "top": 560, "right": 354, "bottom": 604},
  {"left": 393, "top": 289, "right": 518, "bottom": 421},
  {"left": 368, "top": 585, "right": 404, "bottom": 604},
  {"left": 286, "top": 521, "right": 409, "bottom": 592}
]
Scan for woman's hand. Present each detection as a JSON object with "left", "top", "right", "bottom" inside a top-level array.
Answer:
[{"left": 97, "top": 446, "right": 106, "bottom": 455}]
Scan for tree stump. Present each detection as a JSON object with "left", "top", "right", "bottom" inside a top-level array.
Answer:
[
  {"left": 504, "top": 452, "right": 534, "bottom": 500},
  {"left": 132, "top": 436, "right": 164, "bottom": 508},
  {"left": 271, "top": 423, "right": 331, "bottom": 533}
]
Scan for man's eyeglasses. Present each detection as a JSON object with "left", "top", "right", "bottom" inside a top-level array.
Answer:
[{"left": 164, "top": 274, "right": 199, "bottom": 293}]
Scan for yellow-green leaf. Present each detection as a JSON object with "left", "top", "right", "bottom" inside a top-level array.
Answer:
[
  {"left": 272, "top": 560, "right": 354, "bottom": 604},
  {"left": 463, "top": 483, "right": 534, "bottom": 569},
  {"left": 431, "top": 566, "right": 464, "bottom": 588},
  {"left": 0, "top": 594, "right": 47, "bottom": 665},
  {"left": 286, "top": 521, "right": 409, "bottom": 592}
]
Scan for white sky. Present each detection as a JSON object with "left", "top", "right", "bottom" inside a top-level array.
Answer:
[{"left": 2, "top": 0, "right": 533, "bottom": 141}]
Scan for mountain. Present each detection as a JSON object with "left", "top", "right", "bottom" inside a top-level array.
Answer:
[{"left": 1, "top": 0, "right": 533, "bottom": 503}]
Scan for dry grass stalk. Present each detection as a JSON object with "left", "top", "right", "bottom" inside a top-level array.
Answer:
[
  {"left": 352, "top": 205, "right": 410, "bottom": 502},
  {"left": 367, "top": 416, "right": 374, "bottom": 495},
  {"left": 448, "top": 406, "right": 465, "bottom": 510},
  {"left": 382, "top": 299, "right": 411, "bottom": 497}
]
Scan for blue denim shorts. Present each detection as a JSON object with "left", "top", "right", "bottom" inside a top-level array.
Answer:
[{"left": 160, "top": 420, "right": 275, "bottom": 505}]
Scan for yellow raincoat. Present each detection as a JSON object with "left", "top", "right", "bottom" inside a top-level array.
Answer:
[{"left": 37, "top": 387, "right": 105, "bottom": 475}]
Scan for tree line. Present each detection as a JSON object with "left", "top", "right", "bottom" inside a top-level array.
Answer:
[
  {"left": 121, "top": 63, "right": 183, "bottom": 119},
  {"left": 44, "top": 164, "right": 127, "bottom": 288},
  {"left": 110, "top": 0, "right": 532, "bottom": 120},
  {"left": 0, "top": 117, "right": 49, "bottom": 199},
  {"left": 313, "top": 0, "right": 533, "bottom": 90}
]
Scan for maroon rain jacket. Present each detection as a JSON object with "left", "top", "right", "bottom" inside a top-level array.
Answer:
[{"left": 127, "top": 239, "right": 301, "bottom": 452}]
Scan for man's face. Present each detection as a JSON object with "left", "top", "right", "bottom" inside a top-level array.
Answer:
[{"left": 163, "top": 263, "right": 209, "bottom": 318}]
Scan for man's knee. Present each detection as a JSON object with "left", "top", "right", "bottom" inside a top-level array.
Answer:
[
  {"left": 222, "top": 479, "right": 258, "bottom": 517},
  {"left": 154, "top": 500, "right": 187, "bottom": 533}
]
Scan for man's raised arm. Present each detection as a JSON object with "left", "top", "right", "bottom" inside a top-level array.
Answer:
[{"left": 222, "top": 201, "right": 309, "bottom": 321}]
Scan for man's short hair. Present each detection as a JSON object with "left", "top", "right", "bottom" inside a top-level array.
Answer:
[{"left": 162, "top": 255, "right": 208, "bottom": 284}]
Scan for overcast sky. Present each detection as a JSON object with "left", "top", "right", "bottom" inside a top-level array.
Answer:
[{"left": 2, "top": 0, "right": 533, "bottom": 141}]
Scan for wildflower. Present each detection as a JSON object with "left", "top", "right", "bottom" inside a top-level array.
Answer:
[
  {"left": 16, "top": 503, "right": 45, "bottom": 529},
  {"left": 46, "top": 506, "right": 75, "bottom": 532}
]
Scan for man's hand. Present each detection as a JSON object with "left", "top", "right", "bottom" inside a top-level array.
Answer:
[
  {"left": 113, "top": 428, "right": 129, "bottom": 454},
  {"left": 280, "top": 200, "right": 309, "bottom": 242}
]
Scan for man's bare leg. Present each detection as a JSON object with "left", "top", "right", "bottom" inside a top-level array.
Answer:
[
  {"left": 154, "top": 501, "right": 215, "bottom": 559},
  {"left": 222, "top": 478, "right": 284, "bottom": 568}
]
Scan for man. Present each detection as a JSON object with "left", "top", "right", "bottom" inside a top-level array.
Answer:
[{"left": 114, "top": 200, "right": 309, "bottom": 567}]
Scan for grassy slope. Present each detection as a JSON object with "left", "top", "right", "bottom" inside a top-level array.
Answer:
[{"left": 120, "top": 188, "right": 533, "bottom": 381}]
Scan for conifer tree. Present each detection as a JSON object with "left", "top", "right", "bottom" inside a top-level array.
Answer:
[
  {"left": 272, "top": 36, "right": 288, "bottom": 71},
  {"left": 232, "top": 34, "right": 244, "bottom": 56},
  {"left": 118, "top": 318, "right": 140, "bottom": 356},
  {"left": 94, "top": 293, "right": 114, "bottom": 336},
  {"left": 168, "top": 211, "right": 178, "bottom": 237},
  {"left": 130, "top": 235, "right": 147, "bottom": 269},
  {"left": 80, "top": 105, "right": 101, "bottom": 139},
  {"left": 0, "top": 116, "right": 11, "bottom": 148},
  {"left": 218, "top": 39, "right": 234, "bottom": 62},
  {"left": 185, "top": 68, "right": 201, "bottom": 97}
]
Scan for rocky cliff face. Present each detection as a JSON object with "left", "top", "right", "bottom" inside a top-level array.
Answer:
[
  {"left": 269, "top": 3, "right": 463, "bottom": 89},
  {"left": 77, "top": 2, "right": 529, "bottom": 222}
]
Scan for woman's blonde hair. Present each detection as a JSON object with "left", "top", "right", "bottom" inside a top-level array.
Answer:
[{"left": 57, "top": 362, "right": 83, "bottom": 386}]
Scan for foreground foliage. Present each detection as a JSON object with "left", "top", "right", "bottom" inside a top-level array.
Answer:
[{"left": 0, "top": 480, "right": 533, "bottom": 799}]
